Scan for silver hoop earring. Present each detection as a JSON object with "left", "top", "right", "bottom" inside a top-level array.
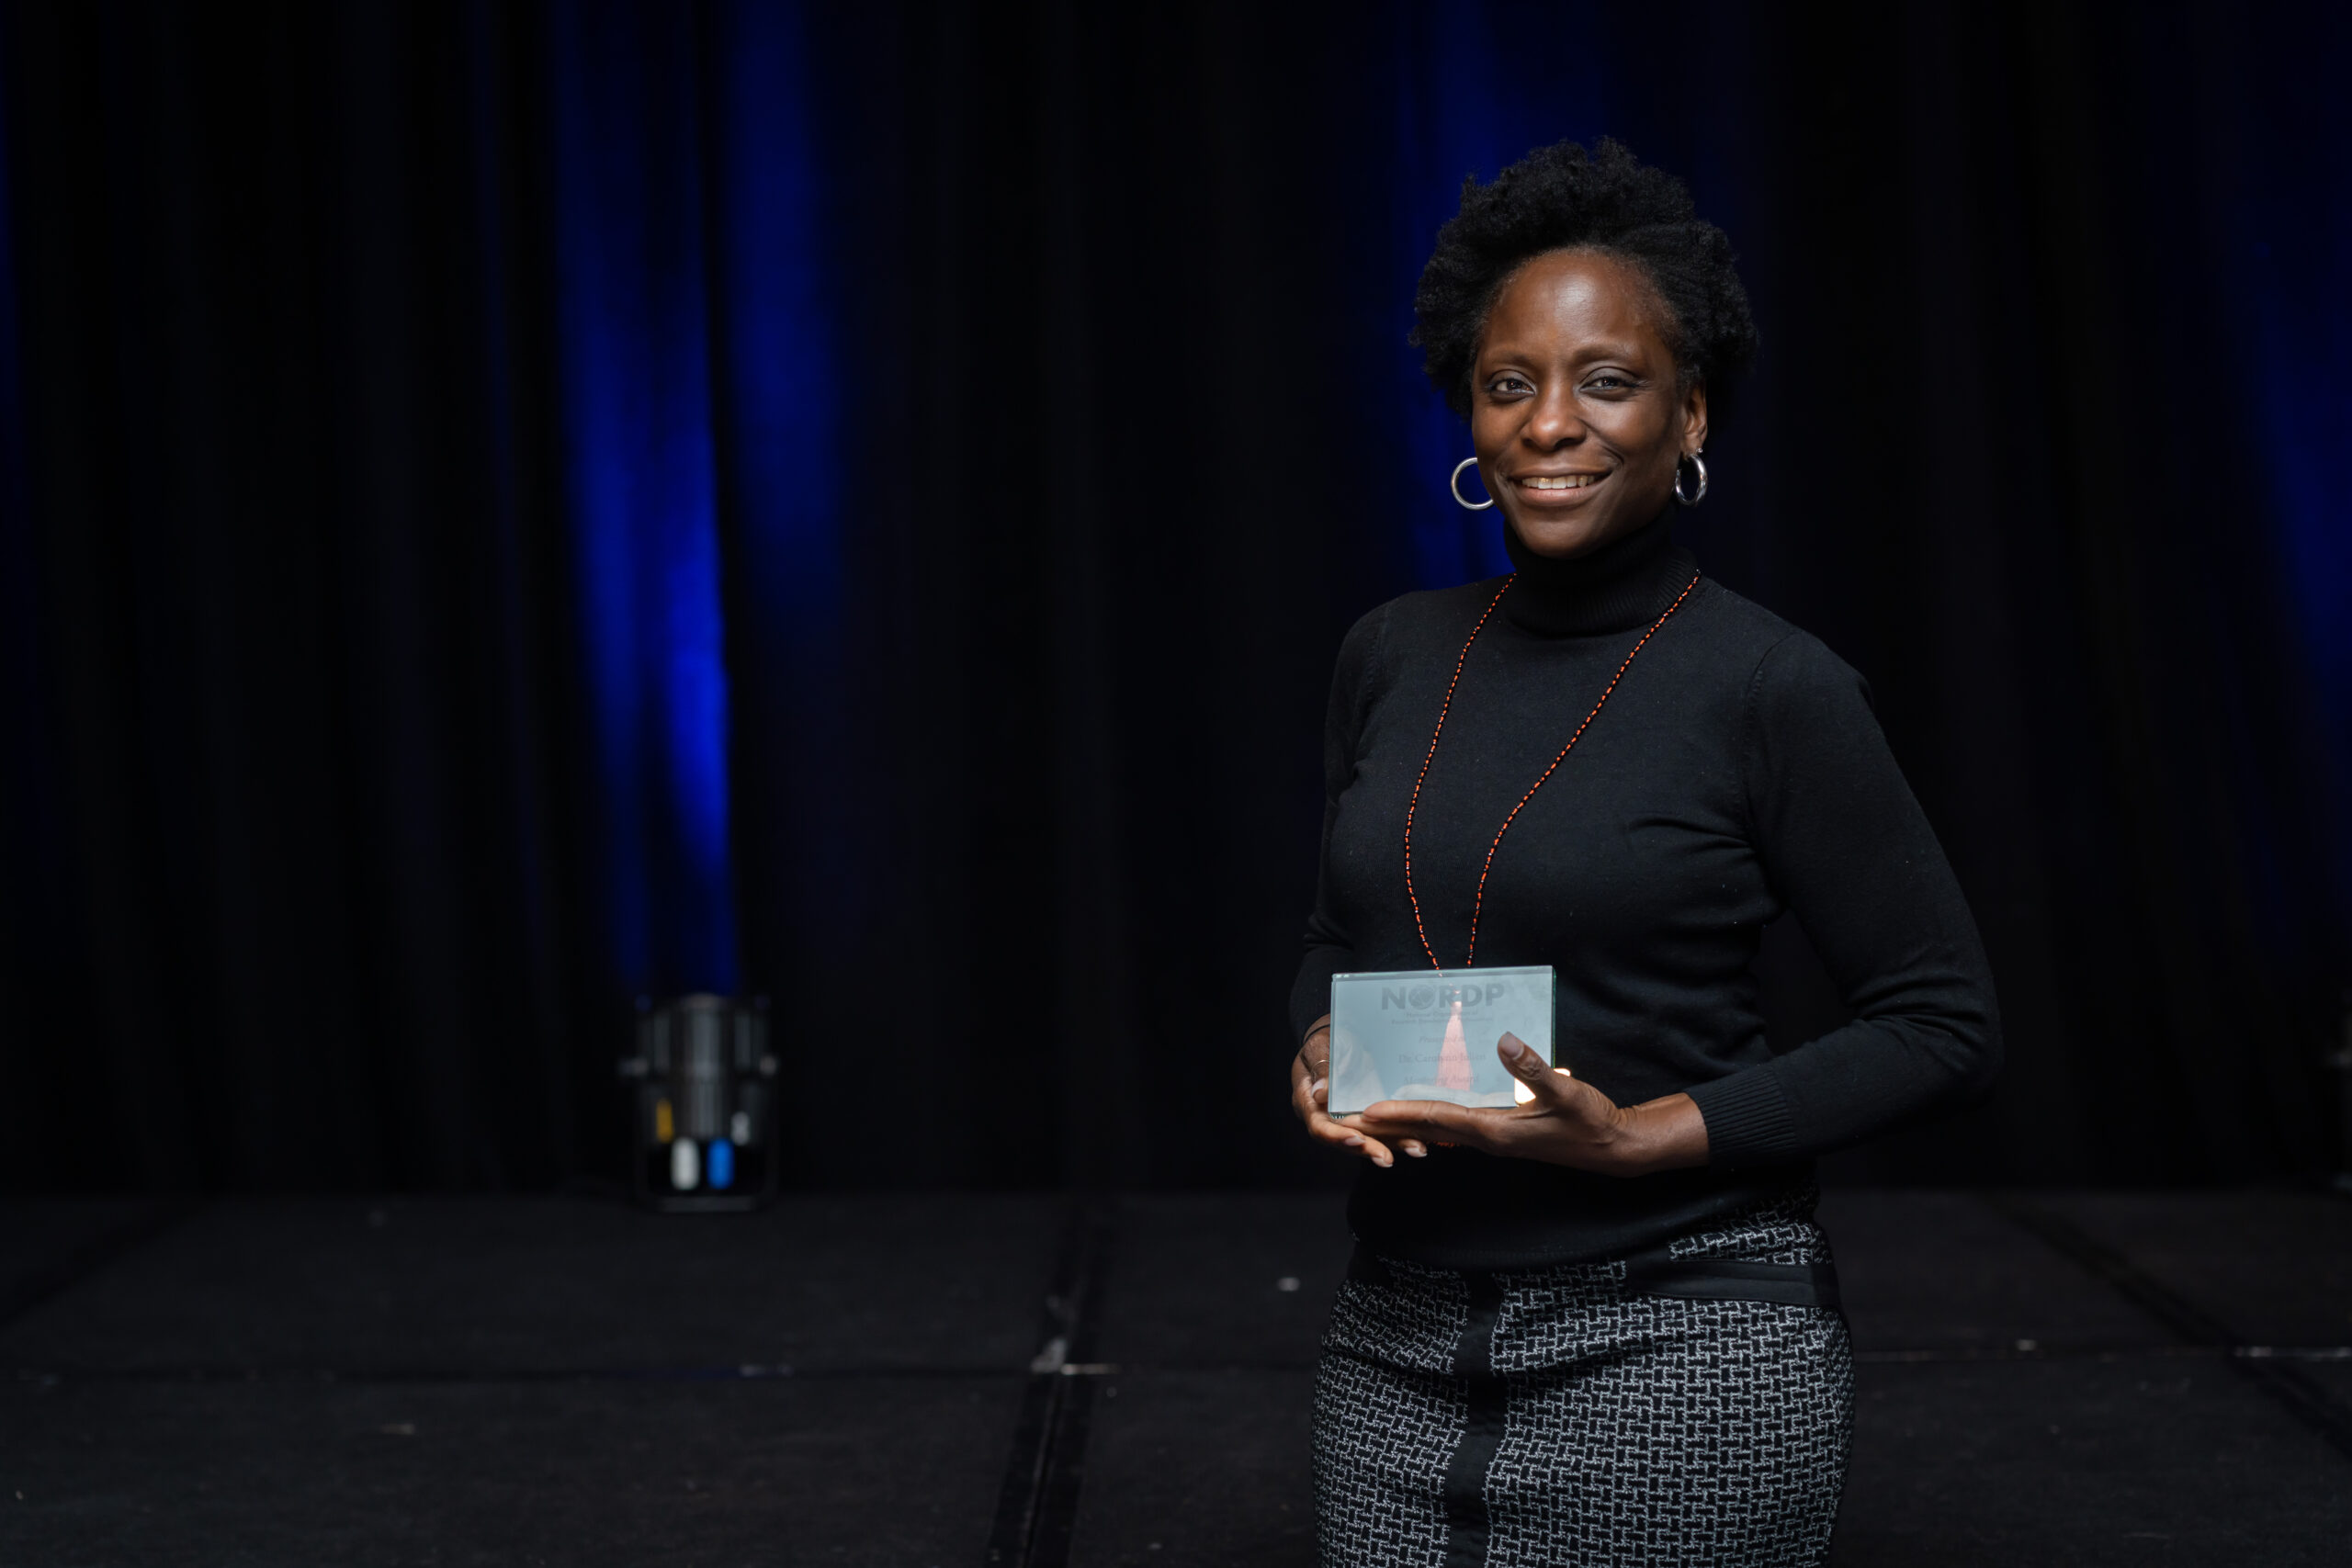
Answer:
[
  {"left": 1673, "top": 451, "right": 1709, "bottom": 507},
  {"left": 1450, "top": 457, "right": 1495, "bottom": 512}
]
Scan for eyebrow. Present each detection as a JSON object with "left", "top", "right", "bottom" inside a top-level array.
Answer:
[{"left": 1478, "top": 341, "right": 1655, "bottom": 368}]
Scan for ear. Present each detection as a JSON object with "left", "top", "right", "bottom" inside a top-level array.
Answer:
[{"left": 1681, "top": 378, "right": 1711, "bottom": 457}]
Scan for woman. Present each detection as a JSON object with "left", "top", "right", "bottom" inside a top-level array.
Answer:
[{"left": 1287, "top": 140, "right": 1999, "bottom": 1568}]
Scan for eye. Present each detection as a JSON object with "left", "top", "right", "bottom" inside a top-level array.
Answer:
[
  {"left": 1485, "top": 373, "right": 1534, "bottom": 397},
  {"left": 1583, "top": 373, "right": 1635, "bottom": 393}
]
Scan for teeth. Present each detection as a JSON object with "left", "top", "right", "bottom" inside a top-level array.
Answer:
[{"left": 1523, "top": 474, "right": 1601, "bottom": 491}]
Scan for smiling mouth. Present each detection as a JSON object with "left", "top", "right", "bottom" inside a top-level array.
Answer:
[{"left": 1515, "top": 472, "right": 1607, "bottom": 492}]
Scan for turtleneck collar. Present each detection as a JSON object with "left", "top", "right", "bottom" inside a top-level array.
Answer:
[{"left": 1499, "top": 507, "right": 1696, "bottom": 637}]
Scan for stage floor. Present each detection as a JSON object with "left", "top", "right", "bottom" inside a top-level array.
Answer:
[{"left": 1, "top": 1187, "right": 2346, "bottom": 1565}]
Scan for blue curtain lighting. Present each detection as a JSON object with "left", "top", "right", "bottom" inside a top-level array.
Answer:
[
  {"left": 1380, "top": 2, "right": 1608, "bottom": 589},
  {"left": 543, "top": 1, "right": 841, "bottom": 998},
  {"left": 2138, "top": 5, "right": 2352, "bottom": 956},
  {"left": 699, "top": 2, "right": 856, "bottom": 953},
  {"left": 548, "top": 3, "right": 739, "bottom": 997},
  {"left": 2235, "top": 73, "right": 2352, "bottom": 921},
  {"left": 703, "top": 5, "right": 842, "bottom": 630}
]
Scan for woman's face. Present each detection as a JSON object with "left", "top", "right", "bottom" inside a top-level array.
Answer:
[{"left": 1469, "top": 248, "right": 1707, "bottom": 560}]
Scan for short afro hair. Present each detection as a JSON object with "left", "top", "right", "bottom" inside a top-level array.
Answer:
[{"left": 1411, "top": 139, "right": 1758, "bottom": 422}]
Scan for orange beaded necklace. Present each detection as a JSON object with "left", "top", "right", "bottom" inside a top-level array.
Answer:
[{"left": 1401, "top": 570, "right": 1702, "bottom": 971}]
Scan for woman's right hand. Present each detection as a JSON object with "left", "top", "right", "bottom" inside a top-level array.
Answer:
[{"left": 1290, "top": 1014, "right": 1425, "bottom": 1168}]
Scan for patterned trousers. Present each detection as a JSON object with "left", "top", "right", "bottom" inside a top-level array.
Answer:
[{"left": 1313, "top": 1194, "right": 1852, "bottom": 1568}]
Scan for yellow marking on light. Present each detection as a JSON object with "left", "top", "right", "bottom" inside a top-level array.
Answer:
[{"left": 654, "top": 1099, "right": 674, "bottom": 1144}]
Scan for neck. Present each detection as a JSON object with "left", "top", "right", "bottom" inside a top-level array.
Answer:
[{"left": 1500, "top": 509, "right": 1690, "bottom": 637}]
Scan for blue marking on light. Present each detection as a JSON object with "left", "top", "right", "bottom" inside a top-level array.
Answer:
[{"left": 707, "top": 1137, "right": 736, "bottom": 1191}]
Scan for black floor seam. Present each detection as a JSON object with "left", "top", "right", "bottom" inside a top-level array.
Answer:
[
  {"left": 0, "top": 1200, "right": 200, "bottom": 1331},
  {"left": 984, "top": 1200, "right": 1114, "bottom": 1568},
  {"left": 1983, "top": 1191, "right": 2352, "bottom": 1463},
  {"left": 10, "top": 1342, "right": 2349, "bottom": 1388}
]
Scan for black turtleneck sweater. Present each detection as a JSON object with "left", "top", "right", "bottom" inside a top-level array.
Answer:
[{"left": 1291, "top": 513, "right": 2000, "bottom": 1269}]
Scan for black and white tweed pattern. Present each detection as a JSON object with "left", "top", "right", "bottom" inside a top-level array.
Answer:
[{"left": 1314, "top": 1190, "right": 1852, "bottom": 1568}]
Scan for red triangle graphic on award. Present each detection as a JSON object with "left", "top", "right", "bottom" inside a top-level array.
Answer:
[{"left": 1436, "top": 998, "right": 1473, "bottom": 1090}]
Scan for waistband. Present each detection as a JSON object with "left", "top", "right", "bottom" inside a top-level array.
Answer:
[
  {"left": 1347, "top": 1242, "right": 1840, "bottom": 1312},
  {"left": 1620, "top": 1247, "right": 1840, "bottom": 1310}
]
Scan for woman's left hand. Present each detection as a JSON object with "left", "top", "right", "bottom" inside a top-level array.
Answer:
[{"left": 1351, "top": 1032, "right": 1711, "bottom": 1178}]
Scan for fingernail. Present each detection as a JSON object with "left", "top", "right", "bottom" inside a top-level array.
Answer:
[
  {"left": 1405, "top": 1144, "right": 1427, "bottom": 1158},
  {"left": 1343, "top": 1135, "right": 1363, "bottom": 1146},
  {"left": 1374, "top": 1155, "right": 1392, "bottom": 1168}
]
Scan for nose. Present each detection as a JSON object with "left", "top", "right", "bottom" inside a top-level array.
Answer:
[{"left": 1521, "top": 379, "right": 1587, "bottom": 449}]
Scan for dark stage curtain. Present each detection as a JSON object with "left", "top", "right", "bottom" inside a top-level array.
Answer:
[{"left": 0, "top": 0, "right": 2344, "bottom": 1192}]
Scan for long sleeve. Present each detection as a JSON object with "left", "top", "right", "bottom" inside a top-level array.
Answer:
[
  {"left": 1683, "top": 632, "right": 2003, "bottom": 1167},
  {"left": 1289, "top": 604, "right": 1389, "bottom": 1043}
]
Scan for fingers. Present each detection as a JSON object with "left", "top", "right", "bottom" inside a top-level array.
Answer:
[
  {"left": 1494, "top": 1037, "right": 1622, "bottom": 1143},
  {"left": 1311, "top": 1111, "right": 1395, "bottom": 1167},
  {"left": 1295, "top": 1018, "right": 1332, "bottom": 1089},
  {"left": 1337, "top": 1088, "right": 1426, "bottom": 1159},
  {"left": 1498, "top": 1033, "right": 1575, "bottom": 1106},
  {"left": 1292, "top": 1060, "right": 1399, "bottom": 1166},
  {"left": 1290, "top": 1051, "right": 1338, "bottom": 1124},
  {"left": 1498, "top": 1032, "right": 1559, "bottom": 1077},
  {"left": 1356, "top": 1099, "right": 1497, "bottom": 1155}
]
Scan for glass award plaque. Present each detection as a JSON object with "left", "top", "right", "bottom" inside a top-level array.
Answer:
[{"left": 1325, "top": 966, "right": 1555, "bottom": 1115}]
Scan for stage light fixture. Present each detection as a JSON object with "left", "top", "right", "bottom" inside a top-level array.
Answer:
[{"left": 617, "top": 994, "right": 779, "bottom": 1212}]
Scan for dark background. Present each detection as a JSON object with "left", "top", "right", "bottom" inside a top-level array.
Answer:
[{"left": 0, "top": 0, "right": 2345, "bottom": 1196}]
